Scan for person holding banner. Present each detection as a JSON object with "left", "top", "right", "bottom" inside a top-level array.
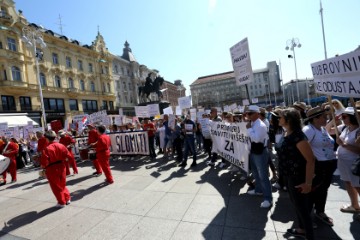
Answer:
[
  {"left": 90, "top": 125, "right": 114, "bottom": 184},
  {"left": 87, "top": 124, "right": 103, "bottom": 176},
  {"left": 58, "top": 130, "right": 78, "bottom": 175},
  {"left": 0, "top": 136, "right": 19, "bottom": 185},
  {"left": 246, "top": 105, "right": 273, "bottom": 209},
  {"left": 178, "top": 116, "right": 197, "bottom": 167},
  {"left": 207, "top": 108, "right": 222, "bottom": 167},
  {"left": 336, "top": 107, "right": 360, "bottom": 214},
  {"left": 40, "top": 130, "right": 72, "bottom": 207},
  {"left": 277, "top": 108, "right": 315, "bottom": 240},
  {"left": 143, "top": 118, "right": 157, "bottom": 160}
]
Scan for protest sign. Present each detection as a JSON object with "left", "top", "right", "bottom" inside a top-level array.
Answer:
[
  {"left": 118, "top": 108, "right": 124, "bottom": 116},
  {"left": 148, "top": 104, "right": 160, "bottom": 117},
  {"left": 168, "top": 114, "right": 176, "bottom": 129},
  {"left": 230, "top": 37, "right": 254, "bottom": 86},
  {"left": 210, "top": 121, "right": 251, "bottom": 172},
  {"left": 163, "top": 106, "right": 173, "bottom": 115},
  {"left": 135, "top": 106, "right": 149, "bottom": 118},
  {"left": 224, "top": 105, "right": 231, "bottom": 112},
  {"left": 114, "top": 116, "right": 123, "bottom": 125},
  {"left": 178, "top": 96, "right": 192, "bottom": 109},
  {"left": 176, "top": 106, "right": 182, "bottom": 115},
  {"left": 311, "top": 50, "right": 360, "bottom": 97},
  {"left": 230, "top": 103, "right": 238, "bottom": 110},
  {"left": 89, "top": 110, "right": 107, "bottom": 123},
  {"left": 252, "top": 98, "right": 258, "bottom": 104},
  {"left": 242, "top": 99, "right": 249, "bottom": 106},
  {"left": 199, "top": 118, "right": 210, "bottom": 139},
  {"left": 190, "top": 108, "right": 197, "bottom": 121}
]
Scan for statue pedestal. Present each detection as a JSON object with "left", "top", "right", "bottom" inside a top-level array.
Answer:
[{"left": 137, "top": 101, "right": 170, "bottom": 115}]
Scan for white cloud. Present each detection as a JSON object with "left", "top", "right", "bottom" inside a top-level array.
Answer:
[{"left": 208, "top": 0, "right": 217, "bottom": 14}]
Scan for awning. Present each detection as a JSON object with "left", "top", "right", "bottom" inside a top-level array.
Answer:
[{"left": 0, "top": 114, "right": 39, "bottom": 127}]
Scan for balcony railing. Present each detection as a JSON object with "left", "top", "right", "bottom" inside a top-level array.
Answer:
[
  {"left": 0, "top": 80, "right": 29, "bottom": 87},
  {"left": 0, "top": 11, "right": 12, "bottom": 20}
]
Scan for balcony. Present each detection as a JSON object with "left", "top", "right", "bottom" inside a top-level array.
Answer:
[
  {"left": 0, "top": 11, "right": 12, "bottom": 22},
  {"left": 0, "top": 80, "right": 30, "bottom": 94}
]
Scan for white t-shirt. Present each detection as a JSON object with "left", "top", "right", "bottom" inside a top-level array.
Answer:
[
  {"left": 337, "top": 127, "right": 360, "bottom": 162},
  {"left": 303, "top": 124, "right": 336, "bottom": 161}
]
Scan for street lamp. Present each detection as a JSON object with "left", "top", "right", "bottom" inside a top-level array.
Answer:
[
  {"left": 285, "top": 38, "right": 301, "bottom": 102},
  {"left": 22, "top": 27, "right": 47, "bottom": 128}
]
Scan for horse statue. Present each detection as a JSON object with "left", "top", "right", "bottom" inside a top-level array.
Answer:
[{"left": 138, "top": 75, "right": 164, "bottom": 102}]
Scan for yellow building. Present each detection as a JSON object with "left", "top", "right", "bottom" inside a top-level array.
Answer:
[{"left": 0, "top": 0, "right": 116, "bottom": 127}]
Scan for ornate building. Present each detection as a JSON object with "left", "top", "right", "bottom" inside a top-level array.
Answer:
[
  {"left": 0, "top": 0, "right": 115, "bottom": 126},
  {"left": 160, "top": 79, "right": 186, "bottom": 108}
]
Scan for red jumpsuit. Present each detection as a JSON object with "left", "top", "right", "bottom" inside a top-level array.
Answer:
[
  {"left": 88, "top": 129, "right": 102, "bottom": 174},
  {"left": 41, "top": 142, "right": 71, "bottom": 205},
  {"left": 59, "top": 135, "right": 78, "bottom": 174},
  {"left": 95, "top": 134, "right": 113, "bottom": 183},
  {"left": 35, "top": 136, "right": 48, "bottom": 167},
  {"left": 0, "top": 142, "right": 19, "bottom": 183}
]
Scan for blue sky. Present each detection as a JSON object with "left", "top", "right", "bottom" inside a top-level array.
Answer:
[{"left": 15, "top": 0, "right": 360, "bottom": 95}]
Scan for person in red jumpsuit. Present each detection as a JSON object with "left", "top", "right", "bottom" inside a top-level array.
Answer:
[
  {"left": 0, "top": 136, "right": 19, "bottom": 185},
  {"left": 58, "top": 130, "right": 78, "bottom": 175},
  {"left": 87, "top": 124, "right": 102, "bottom": 176},
  {"left": 90, "top": 125, "right": 114, "bottom": 184},
  {"left": 35, "top": 131, "right": 48, "bottom": 168},
  {"left": 40, "top": 130, "right": 72, "bottom": 207}
]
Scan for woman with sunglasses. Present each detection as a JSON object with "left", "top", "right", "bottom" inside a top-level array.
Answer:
[
  {"left": 336, "top": 107, "right": 360, "bottom": 214},
  {"left": 277, "top": 108, "right": 315, "bottom": 239}
]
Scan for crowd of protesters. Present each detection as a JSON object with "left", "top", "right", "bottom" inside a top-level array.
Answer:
[{"left": 0, "top": 99, "right": 360, "bottom": 239}]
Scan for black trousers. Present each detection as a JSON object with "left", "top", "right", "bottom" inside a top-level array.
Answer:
[
  {"left": 148, "top": 136, "right": 156, "bottom": 158},
  {"left": 202, "top": 138, "right": 212, "bottom": 158},
  {"left": 173, "top": 137, "right": 183, "bottom": 162},
  {"left": 285, "top": 175, "right": 314, "bottom": 240},
  {"left": 309, "top": 159, "right": 337, "bottom": 214}
]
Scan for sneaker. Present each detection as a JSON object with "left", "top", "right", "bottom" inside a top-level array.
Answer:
[
  {"left": 260, "top": 200, "right": 272, "bottom": 208},
  {"left": 247, "top": 189, "right": 263, "bottom": 196},
  {"left": 207, "top": 161, "right": 215, "bottom": 166},
  {"left": 218, "top": 162, "right": 226, "bottom": 169},
  {"left": 95, "top": 173, "right": 103, "bottom": 177},
  {"left": 55, "top": 204, "right": 65, "bottom": 208},
  {"left": 66, "top": 200, "right": 71, "bottom": 205}
]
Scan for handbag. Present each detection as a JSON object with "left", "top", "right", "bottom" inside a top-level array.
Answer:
[{"left": 351, "top": 157, "right": 360, "bottom": 177}]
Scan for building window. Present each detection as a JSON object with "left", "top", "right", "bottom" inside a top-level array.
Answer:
[
  {"left": 78, "top": 60, "right": 83, "bottom": 71},
  {"left": 88, "top": 63, "right": 93, "bottom": 73},
  {"left": 36, "top": 48, "right": 44, "bottom": 61},
  {"left": 52, "top": 53, "right": 59, "bottom": 65},
  {"left": 0, "top": 41, "right": 3, "bottom": 49},
  {"left": 115, "top": 80, "right": 120, "bottom": 89},
  {"left": 109, "top": 101, "right": 114, "bottom": 110},
  {"left": 11, "top": 66, "right": 21, "bottom": 81},
  {"left": 80, "top": 80, "right": 85, "bottom": 91},
  {"left": 66, "top": 56, "right": 72, "bottom": 68},
  {"left": 1, "top": 95, "right": 16, "bottom": 111},
  {"left": 102, "top": 100, "right": 108, "bottom": 110},
  {"left": 68, "top": 78, "right": 74, "bottom": 89},
  {"left": 40, "top": 73, "right": 46, "bottom": 86},
  {"left": 114, "top": 64, "right": 118, "bottom": 73},
  {"left": 82, "top": 100, "right": 98, "bottom": 112},
  {"left": 69, "top": 99, "right": 78, "bottom": 111},
  {"left": 20, "top": 96, "right": 32, "bottom": 111},
  {"left": 90, "top": 81, "right": 95, "bottom": 92},
  {"left": 44, "top": 98, "right": 65, "bottom": 111},
  {"left": 102, "top": 82, "right": 106, "bottom": 92},
  {"left": 7, "top": 37, "right": 16, "bottom": 51},
  {"left": 107, "top": 83, "right": 111, "bottom": 92},
  {"left": 54, "top": 75, "right": 61, "bottom": 88}
]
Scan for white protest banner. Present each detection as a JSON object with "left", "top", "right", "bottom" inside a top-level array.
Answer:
[
  {"left": 210, "top": 121, "right": 251, "bottom": 172},
  {"left": 73, "top": 114, "right": 88, "bottom": 123},
  {"left": 0, "top": 122, "right": 8, "bottom": 131},
  {"left": 197, "top": 111, "right": 205, "bottom": 120},
  {"left": 89, "top": 110, "right": 107, "bottom": 123},
  {"left": 118, "top": 108, "right": 124, "bottom": 116},
  {"left": 242, "top": 99, "right": 250, "bottom": 106},
  {"left": 311, "top": 50, "right": 360, "bottom": 97},
  {"left": 168, "top": 114, "right": 176, "bottom": 129},
  {"left": 199, "top": 118, "right": 210, "bottom": 139},
  {"left": 224, "top": 105, "right": 231, "bottom": 112},
  {"left": 230, "top": 103, "right": 237, "bottom": 110},
  {"left": 163, "top": 106, "right": 173, "bottom": 115},
  {"left": 135, "top": 106, "right": 149, "bottom": 118},
  {"left": 110, "top": 131, "right": 149, "bottom": 155},
  {"left": 198, "top": 108, "right": 204, "bottom": 112},
  {"left": 216, "top": 107, "right": 222, "bottom": 114},
  {"left": 124, "top": 117, "right": 133, "bottom": 124},
  {"left": 252, "top": 98, "right": 258, "bottom": 104},
  {"left": 148, "top": 104, "right": 160, "bottom": 117},
  {"left": 3, "top": 128, "right": 14, "bottom": 138},
  {"left": 24, "top": 125, "right": 33, "bottom": 140},
  {"left": 13, "top": 126, "right": 19, "bottom": 139},
  {"left": 178, "top": 96, "right": 192, "bottom": 109},
  {"left": 230, "top": 37, "right": 254, "bottom": 86},
  {"left": 102, "top": 116, "right": 112, "bottom": 126},
  {"left": 190, "top": 108, "right": 197, "bottom": 121},
  {"left": 175, "top": 106, "right": 182, "bottom": 115},
  {"left": 114, "top": 116, "right": 123, "bottom": 126}
]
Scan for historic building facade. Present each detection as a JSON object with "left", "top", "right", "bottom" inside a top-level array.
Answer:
[{"left": 160, "top": 79, "right": 186, "bottom": 108}]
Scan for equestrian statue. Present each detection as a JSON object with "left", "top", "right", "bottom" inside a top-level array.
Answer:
[{"left": 138, "top": 73, "right": 164, "bottom": 103}]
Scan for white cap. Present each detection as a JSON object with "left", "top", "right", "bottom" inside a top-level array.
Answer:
[{"left": 246, "top": 105, "right": 260, "bottom": 113}]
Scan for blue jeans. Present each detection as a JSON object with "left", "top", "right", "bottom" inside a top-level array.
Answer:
[
  {"left": 250, "top": 149, "right": 272, "bottom": 202},
  {"left": 183, "top": 135, "right": 196, "bottom": 164}
]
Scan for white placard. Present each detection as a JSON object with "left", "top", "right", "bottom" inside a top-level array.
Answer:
[
  {"left": 102, "top": 116, "right": 111, "bottom": 126},
  {"left": 230, "top": 103, "right": 237, "bottom": 110},
  {"left": 176, "top": 106, "right": 182, "bottom": 115},
  {"left": 311, "top": 50, "right": 360, "bottom": 97},
  {"left": 224, "top": 105, "right": 231, "bottom": 112},
  {"left": 114, "top": 116, "right": 123, "bottom": 125},
  {"left": 198, "top": 108, "right": 204, "bottom": 112},
  {"left": 185, "top": 124, "right": 193, "bottom": 131},
  {"left": 148, "top": 104, "right": 160, "bottom": 117},
  {"left": 163, "top": 106, "right": 173, "bottom": 115},
  {"left": 210, "top": 121, "right": 251, "bottom": 172},
  {"left": 4, "top": 128, "right": 14, "bottom": 138},
  {"left": 199, "top": 118, "right": 210, "bottom": 139},
  {"left": 178, "top": 96, "right": 192, "bottom": 109},
  {"left": 118, "top": 108, "right": 124, "bottom": 116},
  {"left": 24, "top": 125, "right": 33, "bottom": 139},
  {"left": 197, "top": 111, "right": 205, "bottom": 120},
  {"left": 73, "top": 114, "right": 88, "bottom": 123},
  {"left": 242, "top": 99, "right": 250, "bottom": 106},
  {"left": 205, "top": 109, "right": 211, "bottom": 114},
  {"left": 0, "top": 122, "right": 8, "bottom": 131},
  {"left": 135, "top": 106, "right": 149, "bottom": 118},
  {"left": 190, "top": 108, "right": 197, "bottom": 121},
  {"left": 89, "top": 110, "right": 107, "bottom": 123},
  {"left": 63, "top": 119, "right": 68, "bottom": 130},
  {"left": 230, "top": 37, "right": 254, "bottom": 86},
  {"left": 252, "top": 98, "right": 258, "bottom": 104},
  {"left": 124, "top": 117, "right": 133, "bottom": 124},
  {"left": 168, "top": 114, "right": 176, "bottom": 129}
]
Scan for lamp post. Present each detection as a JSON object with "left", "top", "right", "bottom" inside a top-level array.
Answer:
[
  {"left": 285, "top": 38, "right": 301, "bottom": 102},
  {"left": 22, "top": 27, "right": 47, "bottom": 128}
]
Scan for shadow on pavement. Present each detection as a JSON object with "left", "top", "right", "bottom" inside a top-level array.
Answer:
[{"left": 70, "top": 182, "right": 108, "bottom": 202}]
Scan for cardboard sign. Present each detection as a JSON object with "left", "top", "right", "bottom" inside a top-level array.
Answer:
[
  {"left": 163, "top": 106, "right": 173, "bottom": 115},
  {"left": 178, "top": 96, "right": 192, "bottom": 109},
  {"left": 230, "top": 37, "right": 254, "bottom": 86},
  {"left": 242, "top": 99, "right": 250, "bottom": 106}
]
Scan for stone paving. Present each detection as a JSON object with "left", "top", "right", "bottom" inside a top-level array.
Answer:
[{"left": 0, "top": 153, "right": 359, "bottom": 240}]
